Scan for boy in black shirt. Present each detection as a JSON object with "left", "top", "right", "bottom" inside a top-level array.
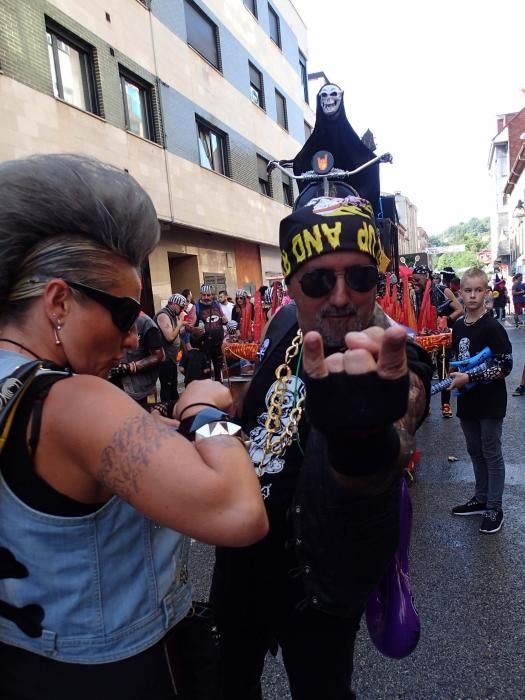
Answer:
[
  {"left": 179, "top": 335, "right": 211, "bottom": 386},
  {"left": 450, "top": 268, "right": 513, "bottom": 534}
]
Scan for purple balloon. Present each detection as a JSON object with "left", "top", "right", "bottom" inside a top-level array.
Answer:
[{"left": 365, "top": 478, "right": 420, "bottom": 659}]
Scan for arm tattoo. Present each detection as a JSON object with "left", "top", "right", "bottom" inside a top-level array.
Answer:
[
  {"left": 395, "top": 370, "right": 426, "bottom": 435},
  {"left": 98, "top": 415, "right": 174, "bottom": 500}
]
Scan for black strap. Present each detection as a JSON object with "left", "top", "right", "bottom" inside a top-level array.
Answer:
[
  {"left": 1, "top": 370, "right": 70, "bottom": 459},
  {"left": 28, "top": 397, "right": 45, "bottom": 458}
]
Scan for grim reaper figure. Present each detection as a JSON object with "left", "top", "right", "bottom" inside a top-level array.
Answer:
[{"left": 293, "top": 83, "right": 381, "bottom": 214}]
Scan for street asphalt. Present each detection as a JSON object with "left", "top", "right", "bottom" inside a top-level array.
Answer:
[{"left": 189, "top": 322, "right": 525, "bottom": 700}]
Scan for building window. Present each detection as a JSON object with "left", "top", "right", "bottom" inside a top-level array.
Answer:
[
  {"left": 184, "top": 0, "right": 220, "bottom": 70},
  {"left": 282, "top": 172, "right": 293, "bottom": 206},
  {"left": 299, "top": 51, "right": 309, "bottom": 104},
  {"left": 120, "top": 68, "right": 156, "bottom": 141},
  {"left": 197, "top": 119, "right": 228, "bottom": 175},
  {"left": 46, "top": 22, "right": 98, "bottom": 114},
  {"left": 496, "top": 145, "right": 508, "bottom": 178},
  {"left": 275, "top": 90, "right": 288, "bottom": 131},
  {"left": 244, "top": 0, "right": 257, "bottom": 18},
  {"left": 203, "top": 272, "right": 227, "bottom": 295},
  {"left": 249, "top": 62, "right": 264, "bottom": 109},
  {"left": 268, "top": 4, "right": 281, "bottom": 48},
  {"left": 304, "top": 121, "right": 312, "bottom": 141},
  {"left": 257, "top": 155, "right": 272, "bottom": 197}
]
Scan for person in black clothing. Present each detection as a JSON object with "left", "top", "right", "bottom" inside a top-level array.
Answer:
[
  {"left": 108, "top": 312, "right": 165, "bottom": 407},
  {"left": 450, "top": 267, "right": 513, "bottom": 534},
  {"left": 411, "top": 264, "right": 463, "bottom": 418},
  {"left": 210, "top": 196, "right": 433, "bottom": 700},
  {"left": 222, "top": 320, "right": 242, "bottom": 378},
  {"left": 194, "top": 284, "right": 227, "bottom": 381},
  {"left": 492, "top": 276, "right": 508, "bottom": 321},
  {"left": 179, "top": 334, "right": 211, "bottom": 386},
  {"left": 155, "top": 293, "right": 186, "bottom": 402}
]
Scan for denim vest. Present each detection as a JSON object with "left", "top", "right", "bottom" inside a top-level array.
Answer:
[{"left": 0, "top": 351, "right": 192, "bottom": 663}]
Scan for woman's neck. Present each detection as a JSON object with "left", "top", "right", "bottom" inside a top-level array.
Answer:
[{"left": 0, "top": 321, "right": 65, "bottom": 364}]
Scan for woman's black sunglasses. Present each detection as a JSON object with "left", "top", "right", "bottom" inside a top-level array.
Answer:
[
  {"left": 299, "top": 265, "right": 379, "bottom": 298},
  {"left": 65, "top": 280, "right": 141, "bottom": 333}
]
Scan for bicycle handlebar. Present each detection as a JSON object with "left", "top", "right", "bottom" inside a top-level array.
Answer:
[{"left": 267, "top": 152, "right": 393, "bottom": 180}]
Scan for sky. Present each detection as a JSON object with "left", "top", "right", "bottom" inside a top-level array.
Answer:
[{"left": 292, "top": 0, "right": 525, "bottom": 236}]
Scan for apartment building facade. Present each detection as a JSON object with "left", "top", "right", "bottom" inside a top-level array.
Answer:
[
  {"left": 0, "top": 0, "right": 314, "bottom": 311},
  {"left": 394, "top": 192, "right": 419, "bottom": 255},
  {"left": 488, "top": 108, "right": 525, "bottom": 275}
]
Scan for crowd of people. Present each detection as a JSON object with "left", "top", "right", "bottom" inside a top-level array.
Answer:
[
  {"left": 0, "top": 151, "right": 523, "bottom": 699},
  {"left": 108, "top": 285, "right": 267, "bottom": 408}
]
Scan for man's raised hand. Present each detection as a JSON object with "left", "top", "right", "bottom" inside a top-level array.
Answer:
[
  {"left": 302, "top": 326, "right": 408, "bottom": 380},
  {"left": 303, "top": 325, "right": 410, "bottom": 434}
]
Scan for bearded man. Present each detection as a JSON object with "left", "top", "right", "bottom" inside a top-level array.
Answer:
[
  {"left": 194, "top": 284, "right": 227, "bottom": 381},
  {"left": 210, "top": 196, "right": 433, "bottom": 700}
]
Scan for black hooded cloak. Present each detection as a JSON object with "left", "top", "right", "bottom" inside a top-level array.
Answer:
[{"left": 292, "top": 86, "right": 380, "bottom": 214}]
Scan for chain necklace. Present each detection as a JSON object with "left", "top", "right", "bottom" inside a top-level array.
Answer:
[
  {"left": 463, "top": 310, "right": 487, "bottom": 326},
  {"left": 258, "top": 329, "right": 304, "bottom": 476}
]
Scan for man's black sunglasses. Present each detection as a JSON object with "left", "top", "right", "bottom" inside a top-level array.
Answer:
[
  {"left": 65, "top": 280, "right": 141, "bottom": 333},
  {"left": 299, "top": 265, "right": 379, "bottom": 298}
]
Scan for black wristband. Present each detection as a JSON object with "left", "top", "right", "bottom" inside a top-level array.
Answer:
[
  {"left": 305, "top": 371, "right": 409, "bottom": 433},
  {"left": 327, "top": 425, "right": 401, "bottom": 476},
  {"left": 178, "top": 402, "right": 221, "bottom": 421}
]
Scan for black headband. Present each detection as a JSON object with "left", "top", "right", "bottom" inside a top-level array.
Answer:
[{"left": 279, "top": 196, "right": 384, "bottom": 279}]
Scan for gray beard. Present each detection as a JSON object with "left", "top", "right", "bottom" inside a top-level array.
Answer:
[{"left": 313, "top": 302, "right": 392, "bottom": 348}]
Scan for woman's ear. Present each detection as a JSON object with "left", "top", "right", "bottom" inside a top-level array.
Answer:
[{"left": 41, "top": 279, "right": 72, "bottom": 322}]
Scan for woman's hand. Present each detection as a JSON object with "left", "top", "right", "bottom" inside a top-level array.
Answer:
[{"left": 174, "top": 379, "right": 235, "bottom": 420}]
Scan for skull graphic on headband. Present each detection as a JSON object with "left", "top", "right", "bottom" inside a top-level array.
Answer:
[{"left": 319, "top": 83, "right": 343, "bottom": 118}]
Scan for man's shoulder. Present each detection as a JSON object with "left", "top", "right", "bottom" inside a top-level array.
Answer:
[
  {"left": 142, "top": 324, "right": 163, "bottom": 348},
  {"left": 137, "top": 313, "right": 157, "bottom": 331},
  {"left": 483, "top": 314, "right": 511, "bottom": 342},
  {"left": 155, "top": 307, "right": 171, "bottom": 320}
]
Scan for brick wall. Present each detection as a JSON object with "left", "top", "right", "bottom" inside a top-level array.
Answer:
[
  {"left": 0, "top": 1, "right": 52, "bottom": 96},
  {"left": 0, "top": 0, "right": 163, "bottom": 141}
]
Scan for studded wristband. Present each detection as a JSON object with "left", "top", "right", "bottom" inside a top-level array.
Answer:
[
  {"left": 195, "top": 420, "right": 244, "bottom": 443},
  {"left": 178, "top": 407, "right": 245, "bottom": 445}
]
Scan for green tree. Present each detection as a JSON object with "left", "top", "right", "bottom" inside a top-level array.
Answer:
[
  {"left": 427, "top": 217, "right": 490, "bottom": 271},
  {"left": 434, "top": 250, "right": 479, "bottom": 272}
]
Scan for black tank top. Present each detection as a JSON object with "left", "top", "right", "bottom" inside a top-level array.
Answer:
[{"left": 0, "top": 375, "right": 103, "bottom": 516}]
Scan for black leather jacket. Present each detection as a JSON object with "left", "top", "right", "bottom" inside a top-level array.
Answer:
[{"left": 236, "top": 304, "right": 432, "bottom": 617}]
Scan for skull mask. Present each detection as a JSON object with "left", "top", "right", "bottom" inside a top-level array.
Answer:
[{"left": 319, "top": 83, "right": 343, "bottom": 118}]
